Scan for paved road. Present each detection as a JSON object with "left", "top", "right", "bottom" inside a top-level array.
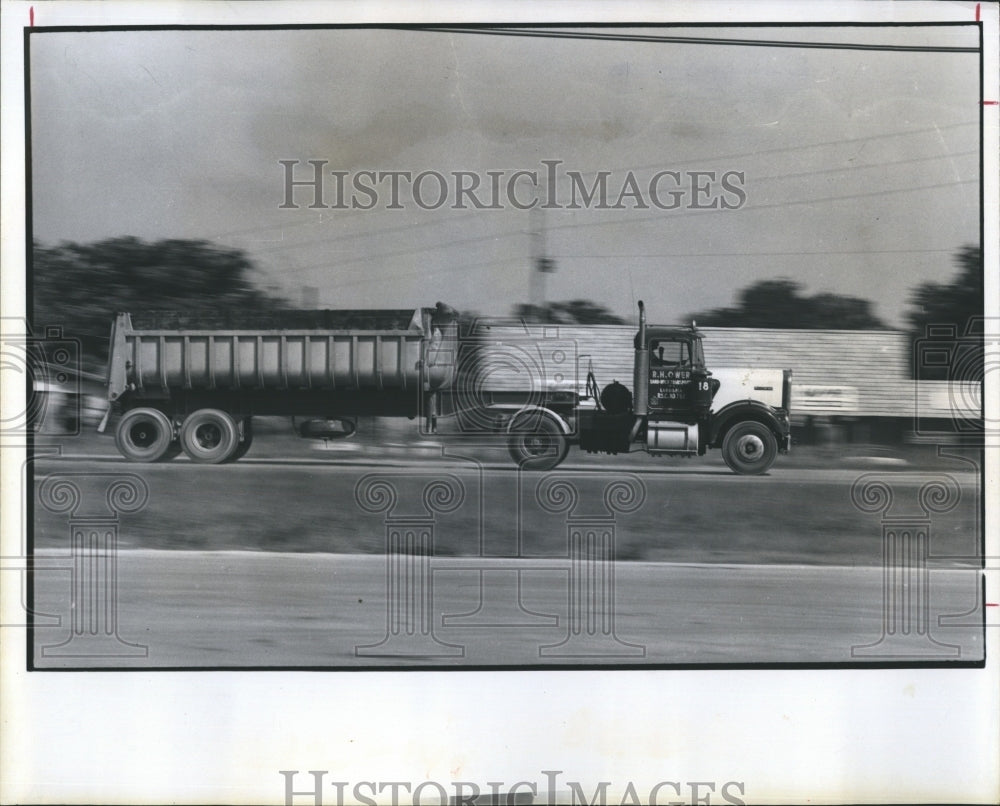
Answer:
[
  {"left": 31, "top": 451, "right": 983, "bottom": 504},
  {"left": 31, "top": 448, "right": 985, "bottom": 483},
  {"left": 30, "top": 550, "right": 984, "bottom": 668},
  {"left": 30, "top": 453, "right": 981, "bottom": 562},
  {"left": 26, "top": 452, "right": 985, "bottom": 668}
]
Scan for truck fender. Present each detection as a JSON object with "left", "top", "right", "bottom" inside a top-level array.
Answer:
[
  {"left": 709, "top": 400, "right": 788, "bottom": 446},
  {"left": 504, "top": 405, "right": 572, "bottom": 435}
]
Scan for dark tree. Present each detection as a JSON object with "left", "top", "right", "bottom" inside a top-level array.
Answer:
[
  {"left": 907, "top": 245, "right": 982, "bottom": 337},
  {"left": 32, "top": 237, "right": 288, "bottom": 370},
  {"left": 512, "top": 299, "right": 626, "bottom": 325},
  {"left": 906, "top": 245, "right": 983, "bottom": 381},
  {"left": 689, "top": 278, "right": 887, "bottom": 329}
]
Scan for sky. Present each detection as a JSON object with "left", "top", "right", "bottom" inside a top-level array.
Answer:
[{"left": 28, "top": 24, "right": 981, "bottom": 327}]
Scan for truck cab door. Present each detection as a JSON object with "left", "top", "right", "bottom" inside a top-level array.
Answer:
[{"left": 648, "top": 338, "right": 717, "bottom": 416}]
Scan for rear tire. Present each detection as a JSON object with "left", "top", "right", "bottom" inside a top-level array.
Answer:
[
  {"left": 179, "top": 409, "right": 239, "bottom": 464},
  {"left": 115, "top": 407, "right": 174, "bottom": 462},
  {"left": 507, "top": 411, "right": 569, "bottom": 471},
  {"left": 721, "top": 420, "right": 777, "bottom": 475}
]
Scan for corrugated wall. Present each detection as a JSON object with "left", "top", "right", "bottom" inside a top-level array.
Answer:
[{"left": 474, "top": 324, "right": 979, "bottom": 418}]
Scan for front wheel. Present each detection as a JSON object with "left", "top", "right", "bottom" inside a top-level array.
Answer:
[
  {"left": 721, "top": 420, "right": 778, "bottom": 475},
  {"left": 507, "top": 411, "right": 569, "bottom": 471}
]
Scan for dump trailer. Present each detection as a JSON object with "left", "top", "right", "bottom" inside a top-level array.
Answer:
[
  {"left": 102, "top": 301, "right": 791, "bottom": 473},
  {"left": 101, "top": 304, "right": 459, "bottom": 463}
]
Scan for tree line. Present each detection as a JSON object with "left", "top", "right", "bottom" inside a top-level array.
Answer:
[
  {"left": 32, "top": 237, "right": 288, "bottom": 369},
  {"left": 32, "top": 237, "right": 981, "bottom": 380}
]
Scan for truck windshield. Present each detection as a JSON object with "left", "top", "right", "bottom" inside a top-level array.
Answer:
[{"left": 651, "top": 340, "right": 690, "bottom": 366}]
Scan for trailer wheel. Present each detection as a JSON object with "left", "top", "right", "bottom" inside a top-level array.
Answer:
[
  {"left": 115, "top": 407, "right": 174, "bottom": 462},
  {"left": 507, "top": 411, "right": 569, "bottom": 471},
  {"left": 179, "top": 409, "right": 239, "bottom": 464},
  {"left": 721, "top": 420, "right": 777, "bottom": 475},
  {"left": 227, "top": 418, "right": 254, "bottom": 462}
]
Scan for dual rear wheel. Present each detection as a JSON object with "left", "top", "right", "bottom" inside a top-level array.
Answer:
[
  {"left": 115, "top": 407, "right": 253, "bottom": 463},
  {"left": 114, "top": 408, "right": 174, "bottom": 463}
]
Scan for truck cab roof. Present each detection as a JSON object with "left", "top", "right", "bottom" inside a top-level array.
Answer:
[{"left": 634, "top": 325, "right": 702, "bottom": 348}]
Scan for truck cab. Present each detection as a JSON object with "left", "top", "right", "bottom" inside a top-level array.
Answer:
[
  {"left": 563, "top": 302, "right": 790, "bottom": 474},
  {"left": 642, "top": 326, "right": 719, "bottom": 417}
]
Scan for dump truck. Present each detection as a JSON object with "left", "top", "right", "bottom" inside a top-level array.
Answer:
[{"left": 101, "top": 301, "right": 791, "bottom": 473}]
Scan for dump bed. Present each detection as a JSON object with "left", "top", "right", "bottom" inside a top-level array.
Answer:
[{"left": 107, "top": 307, "right": 456, "bottom": 403}]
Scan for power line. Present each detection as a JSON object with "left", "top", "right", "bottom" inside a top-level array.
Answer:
[
  {"left": 265, "top": 228, "right": 527, "bottom": 279},
  {"left": 301, "top": 255, "right": 522, "bottom": 294},
  {"left": 748, "top": 150, "right": 977, "bottom": 184},
  {"left": 236, "top": 149, "right": 978, "bottom": 276},
  {"left": 258, "top": 175, "right": 976, "bottom": 282},
  {"left": 225, "top": 206, "right": 491, "bottom": 253},
  {"left": 240, "top": 148, "right": 978, "bottom": 258},
  {"left": 208, "top": 201, "right": 389, "bottom": 242},
  {"left": 203, "top": 121, "right": 977, "bottom": 246},
  {"left": 247, "top": 209, "right": 490, "bottom": 258},
  {"left": 529, "top": 122, "right": 978, "bottom": 188},
  {"left": 543, "top": 177, "right": 978, "bottom": 235}
]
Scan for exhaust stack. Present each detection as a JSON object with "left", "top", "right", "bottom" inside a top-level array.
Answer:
[{"left": 633, "top": 300, "right": 649, "bottom": 417}]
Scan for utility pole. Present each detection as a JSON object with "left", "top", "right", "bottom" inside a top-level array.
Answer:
[{"left": 529, "top": 204, "right": 556, "bottom": 321}]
